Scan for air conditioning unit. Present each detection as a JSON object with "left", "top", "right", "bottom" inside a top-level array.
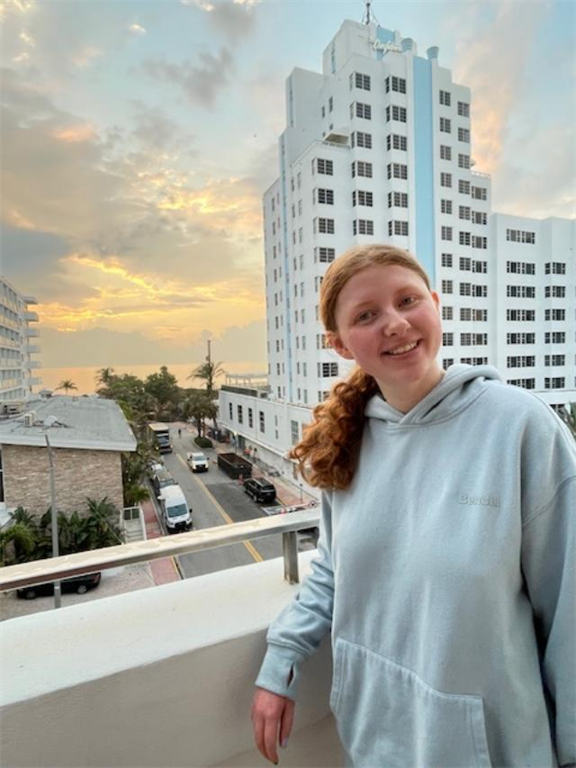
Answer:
[{"left": 23, "top": 411, "right": 36, "bottom": 427}]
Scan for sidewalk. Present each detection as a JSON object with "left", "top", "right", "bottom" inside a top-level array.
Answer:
[{"left": 141, "top": 498, "right": 182, "bottom": 586}]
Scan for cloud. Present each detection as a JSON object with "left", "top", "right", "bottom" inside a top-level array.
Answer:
[
  {"left": 183, "top": 0, "right": 260, "bottom": 43},
  {"left": 453, "top": 0, "right": 549, "bottom": 176},
  {"left": 128, "top": 22, "right": 146, "bottom": 36},
  {"left": 129, "top": 101, "right": 197, "bottom": 154},
  {"left": 38, "top": 320, "right": 266, "bottom": 368},
  {"left": 143, "top": 48, "right": 234, "bottom": 107}
]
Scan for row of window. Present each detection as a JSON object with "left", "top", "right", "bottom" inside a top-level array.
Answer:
[
  {"left": 507, "top": 379, "right": 568, "bottom": 390},
  {"left": 443, "top": 333, "right": 488, "bottom": 346},
  {"left": 439, "top": 202, "right": 487, "bottom": 224},
  {"left": 507, "top": 356, "right": 568, "bottom": 367},
  {"left": 442, "top": 307, "right": 488, "bottom": 321},
  {"left": 506, "top": 309, "right": 567, "bottom": 321},
  {"left": 440, "top": 229, "right": 487, "bottom": 248},
  {"left": 228, "top": 403, "right": 265, "bottom": 433}
]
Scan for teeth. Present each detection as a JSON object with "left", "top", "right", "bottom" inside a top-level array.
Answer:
[{"left": 388, "top": 341, "right": 418, "bottom": 356}]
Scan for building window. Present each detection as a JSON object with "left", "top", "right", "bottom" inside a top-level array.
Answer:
[
  {"left": 387, "top": 162, "right": 408, "bottom": 180},
  {"left": 353, "top": 190, "right": 374, "bottom": 207},
  {"left": 315, "top": 217, "right": 335, "bottom": 234},
  {"left": 440, "top": 172, "right": 452, "bottom": 187},
  {"left": 352, "top": 160, "right": 373, "bottom": 178},
  {"left": 353, "top": 219, "right": 374, "bottom": 236},
  {"left": 472, "top": 236, "right": 487, "bottom": 249},
  {"left": 229, "top": 403, "right": 233, "bottom": 419},
  {"left": 545, "top": 309, "right": 566, "bottom": 321},
  {"left": 458, "top": 154, "right": 470, "bottom": 169},
  {"left": 472, "top": 211, "right": 487, "bottom": 225},
  {"left": 506, "top": 229, "right": 536, "bottom": 244},
  {"left": 459, "top": 206, "right": 471, "bottom": 220},
  {"left": 545, "top": 286, "right": 566, "bottom": 298},
  {"left": 458, "top": 180, "right": 470, "bottom": 195},
  {"left": 439, "top": 145, "right": 452, "bottom": 161},
  {"left": 259, "top": 411, "right": 265, "bottom": 433},
  {"left": 315, "top": 247, "right": 336, "bottom": 263},
  {"left": 506, "top": 261, "right": 535, "bottom": 275},
  {"left": 507, "top": 309, "right": 535, "bottom": 321},
  {"left": 386, "top": 105, "right": 407, "bottom": 122},
  {"left": 351, "top": 130, "right": 373, "bottom": 149},
  {"left": 471, "top": 186, "right": 487, "bottom": 201},
  {"left": 387, "top": 134, "right": 407, "bottom": 151},
  {"left": 351, "top": 72, "right": 371, "bottom": 90},
  {"left": 442, "top": 332, "right": 454, "bottom": 346},
  {"left": 237, "top": 404, "right": 243, "bottom": 424},
  {"left": 544, "top": 378, "right": 565, "bottom": 389},
  {"left": 459, "top": 231, "right": 471, "bottom": 246},
  {"left": 508, "top": 379, "right": 536, "bottom": 390},
  {"left": 386, "top": 76, "right": 406, "bottom": 94},
  {"left": 290, "top": 420, "right": 299, "bottom": 445},
  {"left": 458, "top": 127, "right": 470, "bottom": 143},
  {"left": 544, "top": 355, "right": 566, "bottom": 367},
  {"left": 318, "top": 362, "right": 338, "bottom": 377},
  {"left": 545, "top": 332, "right": 565, "bottom": 343},
  {"left": 316, "top": 188, "right": 334, "bottom": 205},
  {"left": 388, "top": 191, "right": 408, "bottom": 208},
  {"left": 441, "top": 252, "right": 453, "bottom": 267},
  {"left": 440, "top": 117, "right": 451, "bottom": 133},
  {"left": 248, "top": 408, "right": 253, "bottom": 428},
  {"left": 439, "top": 89, "right": 451, "bottom": 106},
  {"left": 442, "top": 306, "right": 453, "bottom": 320},
  {"left": 442, "top": 280, "right": 453, "bottom": 294},
  {"left": 457, "top": 101, "right": 470, "bottom": 117},
  {"left": 440, "top": 199, "right": 452, "bottom": 214},
  {"left": 507, "top": 333, "right": 535, "bottom": 344},
  {"left": 507, "top": 285, "right": 536, "bottom": 299},
  {"left": 314, "top": 158, "right": 333, "bottom": 175},
  {"left": 351, "top": 101, "right": 372, "bottom": 120},
  {"left": 388, "top": 220, "right": 409, "bottom": 237},
  {"left": 441, "top": 226, "right": 453, "bottom": 241},
  {"left": 328, "top": 96, "right": 333, "bottom": 112},
  {"left": 545, "top": 262, "right": 566, "bottom": 275}
]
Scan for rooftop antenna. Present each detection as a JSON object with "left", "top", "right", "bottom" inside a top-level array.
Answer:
[{"left": 362, "top": 0, "right": 380, "bottom": 26}]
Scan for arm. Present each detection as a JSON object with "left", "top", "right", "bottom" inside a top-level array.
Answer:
[
  {"left": 252, "top": 491, "right": 335, "bottom": 763},
  {"left": 520, "top": 414, "right": 576, "bottom": 767}
]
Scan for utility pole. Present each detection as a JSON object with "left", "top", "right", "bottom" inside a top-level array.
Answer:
[
  {"left": 45, "top": 434, "right": 61, "bottom": 609},
  {"left": 362, "top": 0, "right": 371, "bottom": 25}
]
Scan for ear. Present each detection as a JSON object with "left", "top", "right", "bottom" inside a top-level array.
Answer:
[
  {"left": 329, "top": 332, "right": 355, "bottom": 361},
  {"left": 431, "top": 290, "right": 440, "bottom": 312}
]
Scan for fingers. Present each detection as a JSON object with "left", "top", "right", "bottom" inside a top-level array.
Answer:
[
  {"left": 279, "top": 699, "right": 295, "bottom": 749},
  {"left": 263, "top": 713, "right": 280, "bottom": 764}
]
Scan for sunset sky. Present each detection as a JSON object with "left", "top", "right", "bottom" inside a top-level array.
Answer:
[{"left": 1, "top": 0, "right": 574, "bottom": 376}]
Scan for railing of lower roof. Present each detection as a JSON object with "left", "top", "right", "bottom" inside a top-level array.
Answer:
[
  {"left": 471, "top": 170, "right": 491, "bottom": 179},
  {"left": 0, "top": 508, "right": 321, "bottom": 593}
]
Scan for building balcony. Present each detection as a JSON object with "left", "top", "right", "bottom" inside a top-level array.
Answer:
[
  {"left": 24, "top": 359, "right": 41, "bottom": 369},
  {"left": 23, "top": 295, "right": 38, "bottom": 305},
  {"left": 24, "top": 311, "right": 39, "bottom": 323},
  {"left": 1, "top": 512, "right": 344, "bottom": 768},
  {"left": 29, "top": 376, "right": 42, "bottom": 386},
  {"left": 25, "top": 327, "right": 39, "bottom": 338},
  {"left": 26, "top": 344, "right": 41, "bottom": 354}
]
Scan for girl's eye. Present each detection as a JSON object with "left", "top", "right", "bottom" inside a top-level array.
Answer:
[
  {"left": 400, "top": 296, "right": 416, "bottom": 307},
  {"left": 356, "top": 310, "right": 374, "bottom": 323}
]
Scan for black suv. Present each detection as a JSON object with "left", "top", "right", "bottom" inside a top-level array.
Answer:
[{"left": 244, "top": 478, "right": 276, "bottom": 504}]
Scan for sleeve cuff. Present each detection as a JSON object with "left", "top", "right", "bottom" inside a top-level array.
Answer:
[{"left": 255, "top": 643, "right": 307, "bottom": 701}]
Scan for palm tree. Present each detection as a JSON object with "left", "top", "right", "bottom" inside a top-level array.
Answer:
[
  {"left": 0, "top": 522, "right": 37, "bottom": 566},
  {"left": 95, "top": 367, "right": 116, "bottom": 388},
  {"left": 558, "top": 402, "right": 576, "bottom": 441},
  {"left": 56, "top": 379, "right": 78, "bottom": 395},
  {"left": 188, "top": 360, "right": 225, "bottom": 394}
]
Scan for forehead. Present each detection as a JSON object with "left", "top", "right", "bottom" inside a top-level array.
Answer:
[{"left": 337, "top": 264, "right": 425, "bottom": 308}]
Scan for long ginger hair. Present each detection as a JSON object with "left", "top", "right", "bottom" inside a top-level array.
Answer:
[{"left": 289, "top": 244, "right": 432, "bottom": 490}]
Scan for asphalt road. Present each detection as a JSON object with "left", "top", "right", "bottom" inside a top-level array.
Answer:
[{"left": 158, "top": 429, "right": 315, "bottom": 580}]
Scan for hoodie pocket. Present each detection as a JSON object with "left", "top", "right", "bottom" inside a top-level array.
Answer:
[{"left": 330, "top": 638, "right": 492, "bottom": 768}]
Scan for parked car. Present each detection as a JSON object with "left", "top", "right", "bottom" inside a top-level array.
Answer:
[
  {"left": 187, "top": 452, "right": 209, "bottom": 473},
  {"left": 244, "top": 478, "right": 277, "bottom": 504},
  {"left": 158, "top": 484, "right": 192, "bottom": 534},
  {"left": 152, "top": 467, "right": 175, "bottom": 497},
  {"left": 17, "top": 572, "right": 102, "bottom": 600}
]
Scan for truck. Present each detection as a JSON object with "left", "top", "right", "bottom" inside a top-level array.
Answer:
[
  {"left": 217, "top": 452, "right": 253, "bottom": 480},
  {"left": 158, "top": 484, "right": 192, "bottom": 534},
  {"left": 149, "top": 422, "right": 172, "bottom": 454}
]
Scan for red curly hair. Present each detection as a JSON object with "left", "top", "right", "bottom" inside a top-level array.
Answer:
[{"left": 289, "top": 244, "right": 432, "bottom": 490}]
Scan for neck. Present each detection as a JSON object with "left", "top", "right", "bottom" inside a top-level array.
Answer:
[{"left": 378, "top": 366, "right": 445, "bottom": 413}]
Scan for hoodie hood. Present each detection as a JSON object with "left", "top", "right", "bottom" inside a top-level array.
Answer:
[{"left": 364, "top": 364, "right": 502, "bottom": 426}]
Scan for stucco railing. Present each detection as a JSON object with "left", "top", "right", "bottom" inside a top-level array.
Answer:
[{"left": 0, "top": 508, "right": 321, "bottom": 592}]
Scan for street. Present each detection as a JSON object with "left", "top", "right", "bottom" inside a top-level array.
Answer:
[{"left": 157, "top": 425, "right": 315, "bottom": 579}]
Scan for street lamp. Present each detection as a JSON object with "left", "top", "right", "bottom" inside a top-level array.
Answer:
[{"left": 45, "top": 434, "right": 61, "bottom": 609}]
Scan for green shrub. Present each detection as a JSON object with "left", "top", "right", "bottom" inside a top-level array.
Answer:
[{"left": 194, "top": 436, "right": 213, "bottom": 449}]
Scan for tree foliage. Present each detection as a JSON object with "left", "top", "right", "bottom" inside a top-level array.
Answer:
[
  {"left": 189, "top": 360, "right": 225, "bottom": 394},
  {"left": 56, "top": 379, "right": 78, "bottom": 394}
]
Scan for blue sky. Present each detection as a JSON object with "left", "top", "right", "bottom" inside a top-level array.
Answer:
[{"left": 1, "top": 0, "right": 574, "bottom": 371}]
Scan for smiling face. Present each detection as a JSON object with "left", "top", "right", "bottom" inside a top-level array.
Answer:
[{"left": 329, "top": 264, "right": 444, "bottom": 413}]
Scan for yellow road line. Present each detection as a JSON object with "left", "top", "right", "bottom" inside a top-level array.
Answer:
[{"left": 176, "top": 453, "right": 264, "bottom": 563}]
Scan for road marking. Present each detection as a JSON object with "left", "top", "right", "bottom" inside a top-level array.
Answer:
[{"left": 176, "top": 453, "right": 264, "bottom": 563}]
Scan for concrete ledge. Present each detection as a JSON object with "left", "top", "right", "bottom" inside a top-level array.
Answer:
[{"left": 1, "top": 554, "right": 345, "bottom": 768}]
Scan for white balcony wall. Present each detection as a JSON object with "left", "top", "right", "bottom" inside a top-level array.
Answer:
[{"left": 1, "top": 554, "right": 345, "bottom": 768}]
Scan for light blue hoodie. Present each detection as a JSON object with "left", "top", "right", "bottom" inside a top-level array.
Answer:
[{"left": 256, "top": 365, "right": 576, "bottom": 768}]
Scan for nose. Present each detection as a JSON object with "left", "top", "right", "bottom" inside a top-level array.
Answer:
[{"left": 381, "top": 309, "right": 410, "bottom": 337}]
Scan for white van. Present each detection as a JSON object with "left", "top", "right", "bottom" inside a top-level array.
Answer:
[
  {"left": 158, "top": 484, "right": 192, "bottom": 534},
  {"left": 187, "top": 451, "right": 209, "bottom": 473}
]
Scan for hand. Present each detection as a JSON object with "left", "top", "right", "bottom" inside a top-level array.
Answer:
[{"left": 251, "top": 686, "right": 295, "bottom": 765}]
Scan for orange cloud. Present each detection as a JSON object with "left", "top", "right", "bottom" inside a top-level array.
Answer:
[{"left": 52, "top": 124, "right": 97, "bottom": 143}]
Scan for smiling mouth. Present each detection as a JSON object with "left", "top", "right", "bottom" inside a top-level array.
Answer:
[{"left": 384, "top": 340, "right": 420, "bottom": 356}]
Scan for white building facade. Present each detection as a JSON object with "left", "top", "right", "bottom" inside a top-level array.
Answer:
[
  {"left": 219, "top": 19, "right": 575, "bottom": 489},
  {"left": 0, "top": 277, "right": 42, "bottom": 408}
]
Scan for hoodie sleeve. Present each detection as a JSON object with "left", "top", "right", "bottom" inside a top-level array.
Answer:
[
  {"left": 520, "top": 412, "right": 576, "bottom": 767},
  {"left": 255, "top": 491, "right": 335, "bottom": 700}
]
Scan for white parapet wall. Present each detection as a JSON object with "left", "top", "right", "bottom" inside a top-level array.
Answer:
[{"left": 1, "top": 553, "right": 345, "bottom": 768}]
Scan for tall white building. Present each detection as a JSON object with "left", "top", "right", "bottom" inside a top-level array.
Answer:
[
  {"left": 219, "top": 18, "right": 575, "bottom": 488},
  {"left": 0, "top": 277, "right": 42, "bottom": 408}
]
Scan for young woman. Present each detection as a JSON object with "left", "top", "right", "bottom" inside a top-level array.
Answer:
[{"left": 251, "top": 244, "right": 575, "bottom": 768}]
